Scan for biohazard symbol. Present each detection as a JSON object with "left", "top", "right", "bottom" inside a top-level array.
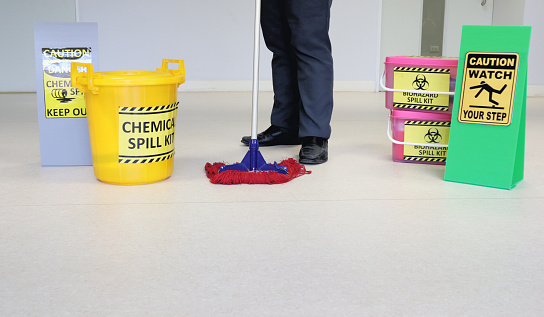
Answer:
[
  {"left": 51, "top": 88, "right": 75, "bottom": 103},
  {"left": 424, "top": 128, "right": 442, "bottom": 143},
  {"left": 412, "top": 74, "right": 429, "bottom": 90},
  {"left": 470, "top": 81, "right": 507, "bottom": 107}
]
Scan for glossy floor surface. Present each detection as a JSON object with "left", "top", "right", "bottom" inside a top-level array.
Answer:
[{"left": 1, "top": 92, "right": 543, "bottom": 316}]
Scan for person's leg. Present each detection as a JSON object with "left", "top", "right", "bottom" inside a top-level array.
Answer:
[
  {"left": 261, "top": 0, "right": 301, "bottom": 135},
  {"left": 284, "top": 0, "right": 334, "bottom": 139}
]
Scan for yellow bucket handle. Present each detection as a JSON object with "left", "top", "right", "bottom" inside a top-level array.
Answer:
[
  {"left": 157, "top": 59, "right": 186, "bottom": 85},
  {"left": 71, "top": 62, "right": 99, "bottom": 94}
]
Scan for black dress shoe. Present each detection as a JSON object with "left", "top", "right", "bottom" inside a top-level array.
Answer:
[
  {"left": 241, "top": 125, "right": 300, "bottom": 146},
  {"left": 299, "top": 136, "right": 328, "bottom": 164}
]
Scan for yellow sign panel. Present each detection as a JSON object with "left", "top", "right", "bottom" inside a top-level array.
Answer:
[
  {"left": 118, "top": 103, "right": 178, "bottom": 164},
  {"left": 458, "top": 52, "right": 519, "bottom": 126},
  {"left": 403, "top": 121, "right": 450, "bottom": 163},
  {"left": 42, "top": 47, "right": 91, "bottom": 118},
  {"left": 393, "top": 67, "right": 451, "bottom": 112}
]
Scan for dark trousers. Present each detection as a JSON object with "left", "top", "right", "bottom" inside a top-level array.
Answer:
[{"left": 261, "top": 0, "right": 334, "bottom": 139}]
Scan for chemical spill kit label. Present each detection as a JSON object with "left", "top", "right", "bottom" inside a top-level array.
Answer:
[
  {"left": 458, "top": 52, "right": 519, "bottom": 126},
  {"left": 42, "top": 47, "right": 91, "bottom": 118},
  {"left": 393, "top": 67, "right": 451, "bottom": 111},
  {"left": 118, "top": 102, "right": 178, "bottom": 163},
  {"left": 403, "top": 121, "right": 450, "bottom": 163}
]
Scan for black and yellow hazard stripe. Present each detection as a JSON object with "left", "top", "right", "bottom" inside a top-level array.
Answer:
[
  {"left": 119, "top": 101, "right": 179, "bottom": 115},
  {"left": 405, "top": 121, "right": 451, "bottom": 126},
  {"left": 393, "top": 103, "right": 449, "bottom": 111},
  {"left": 119, "top": 150, "right": 175, "bottom": 164},
  {"left": 403, "top": 156, "right": 446, "bottom": 163},
  {"left": 394, "top": 67, "right": 450, "bottom": 73}
]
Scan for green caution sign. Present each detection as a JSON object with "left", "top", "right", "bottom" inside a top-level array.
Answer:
[{"left": 444, "top": 25, "right": 531, "bottom": 189}]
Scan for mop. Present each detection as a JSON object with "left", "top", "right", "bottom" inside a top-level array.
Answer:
[{"left": 205, "top": 0, "right": 310, "bottom": 185}]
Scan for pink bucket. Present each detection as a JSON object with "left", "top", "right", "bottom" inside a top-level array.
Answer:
[
  {"left": 388, "top": 109, "right": 451, "bottom": 165},
  {"left": 382, "top": 56, "right": 458, "bottom": 114}
]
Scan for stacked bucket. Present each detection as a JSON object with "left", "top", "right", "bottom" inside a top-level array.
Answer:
[{"left": 382, "top": 56, "right": 458, "bottom": 165}]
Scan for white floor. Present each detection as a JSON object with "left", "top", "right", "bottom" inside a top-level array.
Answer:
[{"left": 1, "top": 91, "right": 543, "bottom": 316}]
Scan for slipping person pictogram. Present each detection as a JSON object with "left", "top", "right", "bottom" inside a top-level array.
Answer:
[{"left": 470, "top": 81, "right": 507, "bottom": 106}]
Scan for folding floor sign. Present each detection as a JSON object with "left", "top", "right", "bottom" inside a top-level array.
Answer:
[
  {"left": 34, "top": 22, "right": 99, "bottom": 166},
  {"left": 444, "top": 25, "right": 531, "bottom": 189}
]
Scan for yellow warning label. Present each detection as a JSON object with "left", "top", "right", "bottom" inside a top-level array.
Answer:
[
  {"left": 458, "top": 52, "right": 519, "bottom": 126},
  {"left": 118, "top": 102, "right": 178, "bottom": 164},
  {"left": 403, "top": 121, "right": 450, "bottom": 162},
  {"left": 393, "top": 67, "right": 451, "bottom": 112},
  {"left": 42, "top": 47, "right": 91, "bottom": 118}
]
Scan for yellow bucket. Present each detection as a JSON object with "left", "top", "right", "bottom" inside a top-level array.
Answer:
[{"left": 71, "top": 59, "right": 185, "bottom": 185}]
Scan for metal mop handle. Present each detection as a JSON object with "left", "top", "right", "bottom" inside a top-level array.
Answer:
[
  {"left": 216, "top": 0, "right": 288, "bottom": 176},
  {"left": 251, "top": 0, "right": 261, "bottom": 140}
]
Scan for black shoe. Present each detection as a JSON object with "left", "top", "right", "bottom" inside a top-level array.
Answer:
[
  {"left": 241, "top": 125, "right": 300, "bottom": 146},
  {"left": 299, "top": 137, "right": 328, "bottom": 165}
]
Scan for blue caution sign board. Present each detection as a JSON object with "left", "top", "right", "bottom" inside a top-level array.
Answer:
[
  {"left": 444, "top": 25, "right": 531, "bottom": 189},
  {"left": 34, "top": 22, "right": 99, "bottom": 166}
]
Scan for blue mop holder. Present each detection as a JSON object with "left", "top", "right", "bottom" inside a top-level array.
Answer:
[{"left": 219, "top": 139, "right": 288, "bottom": 174}]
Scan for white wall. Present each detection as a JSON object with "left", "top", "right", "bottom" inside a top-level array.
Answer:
[
  {"left": 524, "top": 0, "right": 544, "bottom": 86},
  {"left": 493, "top": 0, "right": 525, "bottom": 26},
  {"left": 443, "top": 0, "right": 494, "bottom": 58},
  {"left": 0, "top": 0, "right": 542, "bottom": 92},
  {"left": 77, "top": 0, "right": 380, "bottom": 91},
  {"left": 0, "top": 0, "right": 76, "bottom": 92},
  {"left": 0, "top": 0, "right": 380, "bottom": 92},
  {"left": 379, "top": 0, "right": 423, "bottom": 79}
]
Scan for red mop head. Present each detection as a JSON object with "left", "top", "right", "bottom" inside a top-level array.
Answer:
[{"left": 205, "top": 158, "right": 311, "bottom": 185}]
